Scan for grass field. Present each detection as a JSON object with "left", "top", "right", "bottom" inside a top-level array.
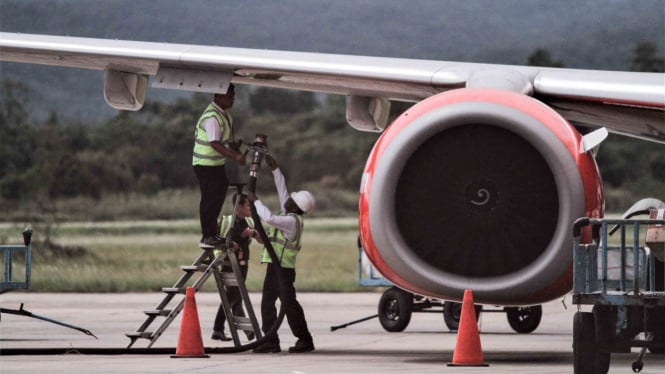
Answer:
[
  {"left": 0, "top": 218, "right": 375, "bottom": 293},
  {"left": 2, "top": 212, "right": 647, "bottom": 294}
]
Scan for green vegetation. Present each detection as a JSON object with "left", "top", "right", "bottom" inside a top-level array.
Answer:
[
  {"left": 0, "top": 84, "right": 381, "bottom": 213},
  {"left": 0, "top": 218, "right": 367, "bottom": 293}
]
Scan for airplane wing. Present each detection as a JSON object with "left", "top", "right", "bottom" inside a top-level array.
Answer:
[
  {"left": 1, "top": 32, "right": 663, "bottom": 141},
  {"left": 2, "top": 33, "right": 665, "bottom": 307}
]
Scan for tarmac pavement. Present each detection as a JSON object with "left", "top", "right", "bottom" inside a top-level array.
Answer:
[{"left": 1, "top": 292, "right": 663, "bottom": 373}]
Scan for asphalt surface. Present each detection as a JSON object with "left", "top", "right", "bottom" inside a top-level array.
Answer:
[{"left": 1, "top": 292, "right": 663, "bottom": 373}]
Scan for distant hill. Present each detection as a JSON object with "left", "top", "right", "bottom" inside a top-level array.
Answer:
[{"left": 1, "top": 0, "right": 663, "bottom": 122}]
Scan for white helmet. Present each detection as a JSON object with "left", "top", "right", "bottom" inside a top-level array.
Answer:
[{"left": 290, "top": 191, "right": 315, "bottom": 214}]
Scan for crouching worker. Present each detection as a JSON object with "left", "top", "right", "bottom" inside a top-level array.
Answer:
[
  {"left": 248, "top": 155, "right": 315, "bottom": 354},
  {"left": 211, "top": 193, "right": 261, "bottom": 342}
]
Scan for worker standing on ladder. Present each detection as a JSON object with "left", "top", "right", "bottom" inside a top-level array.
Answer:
[
  {"left": 193, "top": 83, "right": 246, "bottom": 249},
  {"left": 248, "top": 155, "right": 316, "bottom": 354},
  {"left": 211, "top": 192, "right": 261, "bottom": 342}
]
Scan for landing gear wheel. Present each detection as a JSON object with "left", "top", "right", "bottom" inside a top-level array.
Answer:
[
  {"left": 505, "top": 305, "right": 542, "bottom": 333},
  {"left": 443, "top": 301, "right": 481, "bottom": 331},
  {"left": 378, "top": 287, "right": 413, "bottom": 332}
]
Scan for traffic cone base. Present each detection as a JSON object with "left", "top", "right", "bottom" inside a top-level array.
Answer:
[
  {"left": 447, "top": 289, "right": 488, "bottom": 367},
  {"left": 171, "top": 287, "right": 209, "bottom": 358}
]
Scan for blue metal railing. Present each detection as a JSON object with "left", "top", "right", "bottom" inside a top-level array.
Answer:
[
  {"left": 1, "top": 228, "right": 33, "bottom": 293},
  {"left": 573, "top": 217, "right": 664, "bottom": 302}
]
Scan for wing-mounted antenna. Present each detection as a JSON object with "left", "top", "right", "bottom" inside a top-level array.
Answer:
[
  {"left": 104, "top": 70, "right": 148, "bottom": 111},
  {"left": 345, "top": 95, "right": 390, "bottom": 132}
]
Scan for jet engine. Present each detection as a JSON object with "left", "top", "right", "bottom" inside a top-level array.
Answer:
[{"left": 359, "top": 88, "right": 603, "bottom": 305}]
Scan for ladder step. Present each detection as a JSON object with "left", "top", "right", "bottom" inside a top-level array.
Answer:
[
  {"left": 162, "top": 287, "right": 184, "bottom": 294},
  {"left": 233, "top": 316, "right": 254, "bottom": 331},
  {"left": 126, "top": 248, "right": 259, "bottom": 349},
  {"left": 222, "top": 272, "right": 238, "bottom": 287},
  {"left": 180, "top": 265, "right": 207, "bottom": 272},
  {"left": 144, "top": 309, "right": 171, "bottom": 316}
]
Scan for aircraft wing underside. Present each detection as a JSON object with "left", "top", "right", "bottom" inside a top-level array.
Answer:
[{"left": 1, "top": 32, "right": 664, "bottom": 142}]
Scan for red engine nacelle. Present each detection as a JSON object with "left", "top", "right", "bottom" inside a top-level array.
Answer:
[{"left": 359, "top": 88, "right": 603, "bottom": 305}]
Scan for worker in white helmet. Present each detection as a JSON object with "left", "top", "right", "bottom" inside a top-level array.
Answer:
[{"left": 248, "top": 155, "right": 315, "bottom": 354}]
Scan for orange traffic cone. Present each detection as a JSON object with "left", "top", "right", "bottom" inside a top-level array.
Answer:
[
  {"left": 171, "top": 287, "right": 209, "bottom": 358},
  {"left": 447, "top": 289, "right": 488, "bottom": 366}
]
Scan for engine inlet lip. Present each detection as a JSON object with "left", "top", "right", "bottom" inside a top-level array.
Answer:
[{"left": 368, "top": 100, "right": 585, "bottom": 302}]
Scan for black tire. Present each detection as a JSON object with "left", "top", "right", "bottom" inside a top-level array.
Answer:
[
  {"left": 574, "top": 311, "right": 609, "bottom": 374},
  {"left": 650, "top": 261, "right": 665, "bottom": 354},
  {"left": 443, "top": 301, "right": 482, "bottom": 331},
  {"left": 378, "top": 287, "right": 413, "bottom": 332},
  {"left": 648, "top": 304, "right": 664, "bottom": 354},
  {"left": 596, "top": 351, "right": 610, "bottom": 374},
  {"left": 592, "top": 305, "right": 612, "bottom": 373},
  {"left": 649, "top": 333, "right": 665, "bottom": 354},
  {"left": 505, "top": 305, "right": 542, "bottom": 334}
]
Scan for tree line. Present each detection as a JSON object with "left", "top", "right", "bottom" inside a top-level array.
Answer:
[
  {"left": 0, "top": 81, "right": 384, "bottom": 201},
  {"left": 0, "top": 45, "right": 663, "bottom": 212}
]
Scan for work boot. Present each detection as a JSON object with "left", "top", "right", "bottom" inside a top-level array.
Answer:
[
  {"left": 211, "top": 330, "right": 231, "bottom": 341},
  {"left": 199, "top": 234, "right": 224, "bottom": 249},
  {"left": 288, "top": 339, "right": 315, "bottom": 353},
  {"left": 252, "top": 341, "right": 281, "bottom": 353}
]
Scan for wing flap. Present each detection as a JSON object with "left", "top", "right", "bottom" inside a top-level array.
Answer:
[{"left": 534, "top": 69, "right": 665, "bottom": 108}]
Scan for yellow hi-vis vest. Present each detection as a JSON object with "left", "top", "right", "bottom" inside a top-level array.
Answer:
[
  {"left": 192, "top": 103, "right": 232, "bottom": 166},
  {"left": 261, "top": 214, "right": 303, "bottom": 269},
  {"left": 214, "top": 215, "right": 254, "bottom": 258}
]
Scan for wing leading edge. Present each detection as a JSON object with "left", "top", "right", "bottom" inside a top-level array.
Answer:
[{"left": 1, "top": 32, "right": 663, "bottom": 142}]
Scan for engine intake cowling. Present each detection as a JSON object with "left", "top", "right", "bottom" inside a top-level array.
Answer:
[{"left": 359, "top": 88, "right": 603, "bottom": 305}]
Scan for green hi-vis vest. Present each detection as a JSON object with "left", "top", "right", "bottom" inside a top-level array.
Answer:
[
  {"left": 261, "top": 214, "right": 303, "bottom": 269},
  {"left": 214, "top": 215, "right": 254, "bottom": 258},
  {"left": 192, "top": 103, "right": 232, "bottom": 166}
]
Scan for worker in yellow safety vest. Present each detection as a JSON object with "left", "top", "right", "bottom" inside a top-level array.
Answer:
[
  {"left": 248, "top": 155, "right": 316, "bottom": 354},
  {"left": 193, "top": 83, "right": 246, "bottom": 249}
]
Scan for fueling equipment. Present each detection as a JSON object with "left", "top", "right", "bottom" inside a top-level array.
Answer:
[{"left": 247, "top": 134, "right": 269, "bottom": 193}]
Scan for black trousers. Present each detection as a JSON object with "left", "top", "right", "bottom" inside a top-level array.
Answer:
[
  {"left": 260, "top": 263, "right": 312, "bottom": 344},
  {"left": 193, "top": 164, "right": 228, "bottom": 237},
  {"left": 213, "top": 264, "right": 248, "bottom": 332}
]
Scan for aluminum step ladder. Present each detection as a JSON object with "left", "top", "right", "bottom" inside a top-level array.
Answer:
[{"left": 125, "top": 245, "right": 262, "bottom": 349}]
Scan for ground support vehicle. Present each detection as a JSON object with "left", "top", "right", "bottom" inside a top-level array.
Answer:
[
  {"left": 357, "top": 238, "right": 542, "bottom": 333},
  {"left": 572, "top": 216, "right": 665, "bottom": 373}
]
